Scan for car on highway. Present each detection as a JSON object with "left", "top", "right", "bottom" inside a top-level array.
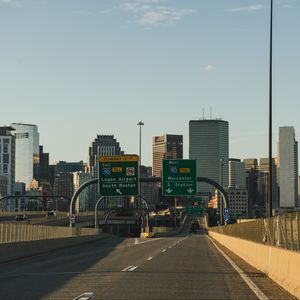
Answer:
[
  {"left": 45, "top": 210, "right": 57, "bottom": 217},
  {"left": 190, "top": 220, "right": 200, "bottom": 233},
  {"left": 15, "top": 214, "right": 28, "bottom": 221}
]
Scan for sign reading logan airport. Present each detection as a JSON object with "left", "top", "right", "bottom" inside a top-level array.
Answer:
[{"left": 99, "top": 155, "right": 139, "bottom": 196}]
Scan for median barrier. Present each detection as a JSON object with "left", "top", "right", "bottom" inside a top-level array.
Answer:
[
  {"left": 0, "top": 234, "right": 111, "bottom": 264},
  {"left": 209, "top": 231, "right": 300, "bottom": 299}
]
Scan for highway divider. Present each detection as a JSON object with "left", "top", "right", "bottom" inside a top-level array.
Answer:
[
  {"left": 209, "top": 231, "right": 300, "bottom": 299},
  {"left": 0, "top": 223, "right": 109, "bottom": 264},
  {"left": 0, "top": 223, "right": 101, "bottom": 244}
]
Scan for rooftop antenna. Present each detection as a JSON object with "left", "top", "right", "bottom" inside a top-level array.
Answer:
[{"left": 202, "top": 108, "right": 205, "bottom": 120}]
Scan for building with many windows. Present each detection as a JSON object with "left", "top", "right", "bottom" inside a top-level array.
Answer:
[
  {"left": 0, "top": 126, "right": 16, "bottom": 201},
  {"left": 189, "top": 119, "right": 229, "bottom": 194},
  {"left": 11, "top": 123, "right": 39, "bottom": 188},
  {"left": 278, "top": 126, "right": 298, "bottom": 209},
  {"left": 226, "top": 188, "right": 249, "bottom": 219},
  {"left": 152, "top": 134, "right": 183, "bottom": 177},
  {"left": 229, "top": 159, "right": 246, "bottom": 189},
  {"left": 53, "top": 173, "right": 74, "bottom": 201},
  {"left": 73, "top": 171, "right": 93, "bottom": 212}
]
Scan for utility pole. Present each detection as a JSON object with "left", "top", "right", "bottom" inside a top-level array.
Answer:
[{"left": 268, "top": 0, "right": 273, "bottom": 218}]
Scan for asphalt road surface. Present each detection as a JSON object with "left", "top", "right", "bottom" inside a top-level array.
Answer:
[{"left": 0, "top": 219, "right": 296, "bottom": 299}]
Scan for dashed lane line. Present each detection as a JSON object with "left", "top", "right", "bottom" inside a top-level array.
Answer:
[
  {"left": 121, "top": 265, "right": 134, "bottom": 272},
  {"left": 73, "top": 292, "right": 94, "bottom": 300},
  {"left": 128, "top": 266, "right": 138, "bottom": 272}
]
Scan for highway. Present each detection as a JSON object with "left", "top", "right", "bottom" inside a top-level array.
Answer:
[{"left": 0, "top": 219, "right": 296, "bottom": 299}]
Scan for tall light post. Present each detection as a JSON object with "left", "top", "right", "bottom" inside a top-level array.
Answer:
[
  {"left": 137, "top": 121, "right": 144, "bottom": 232},
  {"left": 137, "top": 121, "right": 144, "bottom": 196},
  {"left": 268, "top": 0, "right": 273, "bottom": 218},
  {"left": 219, "top": 159, "right": 224, "bottom": 224}
]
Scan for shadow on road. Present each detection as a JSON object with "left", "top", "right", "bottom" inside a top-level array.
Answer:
[{"left": 0, "top": 235, "right": 126, "bottom": 299}]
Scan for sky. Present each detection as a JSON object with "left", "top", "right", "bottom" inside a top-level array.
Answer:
[{"left": 1, "top": 0, "right": 300, "bottom": 166}]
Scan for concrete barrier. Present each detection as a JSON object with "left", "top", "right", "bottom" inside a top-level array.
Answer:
[
  {"left": 152, "top": 227, "right": 174, "bottom": 233},
  {"left": 0, "top": 234, "right": 111, "bottom": 264},
  {"left": 209, "top": 231, "right": 300, "bottom": 299}
]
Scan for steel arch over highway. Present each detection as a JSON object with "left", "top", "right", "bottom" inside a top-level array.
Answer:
[
  {"left": 69, "top": 178, "right": 153, "bottom": 227},
  {"left": 197, "top": 177, "right": 229, "bottom": 208},
  {"left": 68, "top": 176, "right": 228, "bottom": 222}
]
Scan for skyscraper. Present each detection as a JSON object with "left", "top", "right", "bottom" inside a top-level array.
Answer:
[
  {"left": 229, "top": 158, "right": 246, "bottom": 189},
  {"left": 89, "top": 135, "right": 124, "bottom": 176},
  {"left": 259, "top": 158, "right": 278, "bottom": 211},
  {"left": 11, "top": 123, "right": 39, "bottom": 187},
  {"left": 152, "top": 134, "right": 183, "bottom": 177},
  {"left": 278, "top": 127, "right": 298, "bottom": 208},
  {"left": 33, "top": 145, "right": 50, "bottom": 183},
  {"left": 0, "top": 126, "right": 15, "bottom": 196},
  {"left": 189, "top": 119, "right": 229, "bottom": 194}
]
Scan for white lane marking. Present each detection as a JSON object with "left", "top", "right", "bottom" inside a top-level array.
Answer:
[
  {"left": 208, "top": 236, "right": 269, "bottom": 300},
  {"left": 147, "top": 257, "right": 153, "bottom": 261},
  {"left": 162, "top": 249, "right": 167, "bottom": 253},
  {"left": 128, "top": 266, "right": 138, "bottom": 272},
  {"left": 122, "top": 265, "right": 134, "bottom": 272},
  {"left": 169, "top": 246, "right": 172, "bottom": 249},
  {"left": 135, "top": 238, "right": 161, "bottom": 245},
  {"left": 73, "top": 292, "right": 94, "bottom": 300}
]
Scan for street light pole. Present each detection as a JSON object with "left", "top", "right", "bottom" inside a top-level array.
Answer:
[
  {"left": 268, "top": 0, "right": 273, "bottom": 218},
  {"left": 137, "top": 121, "right": 144, "bottom": 196},
  {"left": 219, "top": 159, "right": 224, "bottom": 225},
  {"left": 137, "top": 121, "right": 144, "bottom": 233}
]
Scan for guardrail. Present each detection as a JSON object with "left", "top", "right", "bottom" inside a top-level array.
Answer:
[
  {"left": 210, "top": 212, "right": 300, "bottom": 252},
  {"left": 0, "top": 223, "right": 101, "bottom": 244}
]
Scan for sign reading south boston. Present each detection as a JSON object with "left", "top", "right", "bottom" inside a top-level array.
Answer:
[
  {"left": 99, "top": 155, "right": 139, "bottom": 196},
  {"left": 162, "top": 159, "right": 196, "bottom": 196}
]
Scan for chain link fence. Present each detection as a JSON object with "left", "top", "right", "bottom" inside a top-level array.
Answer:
[
  {"left": 0, "top": 223, "right": 101, "bottom": 244},
  {"left": 210, "top": 212, "right": 300, "bottom": 252}
]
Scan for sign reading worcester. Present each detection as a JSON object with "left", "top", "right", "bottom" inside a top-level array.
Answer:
[
  {"left": 99, "top": 155, "right": 139, "bottom": 196},
  {"left": 162, "top": 159, "right": 196, "bottom": 196}
]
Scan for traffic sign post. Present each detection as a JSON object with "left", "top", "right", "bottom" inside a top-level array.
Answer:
[
  {"left": 162, "top": 159, "right": 196, "bottom": 196},
  {"left": 223, "top": 208, "right": 230, "bottom": 223},
  {"left": 99, "top": 155, "right": 139, "bottom": 196}
]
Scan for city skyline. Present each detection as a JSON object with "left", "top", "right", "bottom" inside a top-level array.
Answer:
[{"left": 1, "top": 0, "right": 300, "bottom": 166}]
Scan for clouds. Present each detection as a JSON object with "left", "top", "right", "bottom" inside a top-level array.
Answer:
[
  {"left": 121, "top": 0, "right": 196, "bottom": 26},
  {"left": 204, "top": 65, "right": 216, "bottom": 72},
  {"left": 225, "top": 4, "right": 264, "bottom": 13},
  {"left": 0, "top": 0, "right": 22, "bottom": 7}
]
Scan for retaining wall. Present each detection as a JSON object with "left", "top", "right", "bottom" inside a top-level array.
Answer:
[{"left": 209, "top": 231, "right": 300, "bottom": 299}]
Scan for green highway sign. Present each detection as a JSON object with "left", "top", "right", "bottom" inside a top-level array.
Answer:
[
  {"left": 162, "top": 159, "right": 196, "bottom": 196},
  {"left": 99, "top": 155, "right": 139, "bottom": 196},
  {"left": 186, "top": 206, "right": 205, "bottom": 216}
]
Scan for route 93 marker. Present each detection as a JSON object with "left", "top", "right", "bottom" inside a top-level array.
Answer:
[
  {"left": 99, "top": 155, "right": 139, "bottom": 196},
  {"left": 162, "top": 159, "right": 196, "bottom": 196}
]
